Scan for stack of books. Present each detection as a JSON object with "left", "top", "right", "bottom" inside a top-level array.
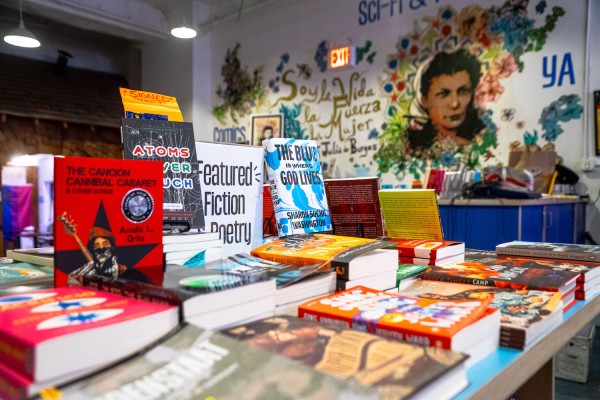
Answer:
[
  {"left": 251, "top": 233, "right": 399, "bottom": 293},
  {"left": 6, "top": 247, "right": 54, "bottom": 268},
  {"left": 163, "top": 231, "right": 223, "bottom": 266},
  {"left": 399, "top": 280, "right": 565, "bottom": 350},
  {"left": 496, "top": 241, "right": 600, "bottom": 301},
  {"left": 195, "top": 253, "right": 336, "bottom": 316},
  {"left": 0, "top": 287, "right": 179, "bottom": 400},
  {"left": 223, "top": 315, "right": 470, "bottom": 399},
  {"left": 390, "top": 238, "right": 465, "bottom": 266},
  {"left": 298, "top": 286, "right": 500, "bottom": 367},
  {"left": 419, "top": 256, "right": 579, "bottom": 310}
]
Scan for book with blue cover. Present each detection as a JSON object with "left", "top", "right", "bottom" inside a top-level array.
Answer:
[
  {"left": 0, "top": 262, "right": 53, "bottom": 288},
  {"left": 263, "top": 138, "right": 332, "bottom": 237}
]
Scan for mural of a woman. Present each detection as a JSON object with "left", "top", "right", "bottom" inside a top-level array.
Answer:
[{"left": 407, "top": 49, "right": 485, "bottom": 151}]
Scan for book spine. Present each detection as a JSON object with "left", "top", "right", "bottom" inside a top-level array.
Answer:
[
  {"left": 0, "top": 370, "right": 26, "bottom": 400},
  {"left": 0, "top": 331, "right": 31, "bottom": 379},
  {"left": 420, "top": 272, "right": 482, "bottom": 286},
  {"left": 252, "top": 251, "right": 328, "bottom": 268},
  {"left": 332, "top": 261, "right": 350, "bottom": 280},
  {"left": 372, "top": 326, "right": 452, "bottom": 349},
  {"left": 298, "top": 308, "right": 353, "bottom": 330},
  {"left": 575, "top": 291, "right": 586, "bottom": 300},
  {"left": 496, "top": 247, "right": 595, "bottom": 262}
]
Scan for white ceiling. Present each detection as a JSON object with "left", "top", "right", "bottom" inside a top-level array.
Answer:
[{"left": 1, "top": 0, "right": 274, "bottom": 43}]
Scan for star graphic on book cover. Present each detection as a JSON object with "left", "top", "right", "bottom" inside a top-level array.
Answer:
[{"left": 57, "top": 201, "right": 159, "bottom": 282}]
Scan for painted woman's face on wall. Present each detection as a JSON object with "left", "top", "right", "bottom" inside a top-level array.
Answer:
[{"left": 422, "top": 70, "right": 473, "bottom": 135}]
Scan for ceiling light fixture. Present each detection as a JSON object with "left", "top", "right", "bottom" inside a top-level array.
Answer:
[
  {"left": 171, "top": 26, "right": 197, "bottom": 39},
  {"left": 3, "top": 0, "right": 40, "bottom": 48}
]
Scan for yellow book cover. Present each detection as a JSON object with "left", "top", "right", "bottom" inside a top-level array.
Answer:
[
  {"left": 378, "top": 189, "right": 443, "bottom": 240},
  {"left": 119, "top": 87, "right": 183, "bottom": 121},
  {"left": 251, "top": 234, "right": 394, "bottom": 279}
]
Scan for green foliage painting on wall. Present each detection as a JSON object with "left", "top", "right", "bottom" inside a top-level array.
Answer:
[
  {"left": 213, "top": 43, "right": 267, "bottom": 125},
  {"left": 375, "top": 2, "right": 566, "bottom": 180}
]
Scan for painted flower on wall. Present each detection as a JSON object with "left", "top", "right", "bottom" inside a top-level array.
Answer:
[{"left": 375, "top": 1, "right": 566, "bottom": 180}]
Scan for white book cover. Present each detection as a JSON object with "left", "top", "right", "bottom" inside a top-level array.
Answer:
[
  {"left": 195, "top": 141, "right": 263, "bottom": 256},
  {"left": 263, "top": 138, "right": 332, "bottom": 236}
]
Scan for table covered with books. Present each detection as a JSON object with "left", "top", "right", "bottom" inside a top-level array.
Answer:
[{"left": 455, "top": 291, "right": 600, "bottom": 399}]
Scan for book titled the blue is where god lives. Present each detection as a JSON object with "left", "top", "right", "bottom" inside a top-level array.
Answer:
[{"left": 263, "top": 138, "right": 331, "bottom": 237}]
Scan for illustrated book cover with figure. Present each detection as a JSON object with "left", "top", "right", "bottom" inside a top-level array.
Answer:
[
  {"left": 121, "top": 118, "right": 204, "bottom": 229},
  {"left": 222, "top": 315, "right": 469, "bottom": 400},
  {"left": 263, "top": 138, "right": 332, "bottom": 237},
  {"left": 0, "top": 287, "right": 178, "bottom": 384},
  {"left": 496, "top": 241, "right": 600, "bottom": 263},
  {"left": 324, "top": 177, "right": 385, "bottom": 239},
  {"left": 419, "top": 258, "right": 579, "bottom": 294},
  {"left": 399, "top": 280, "right": 564, "bottom": 349},
  {"left": 52, "top": 324, "right": 377, "bottom": 400},
  {"left": 298, "top": 286, "right": 493, "bottom": 350},
  {"left": 250, "top": 233, "right": 397, "bottom": 280},
  {"left": 195, "top": 141, "right": 264, "bottom": 256},
  {"left": 54, "top": 157, "right": 164, "bottom": 287}
]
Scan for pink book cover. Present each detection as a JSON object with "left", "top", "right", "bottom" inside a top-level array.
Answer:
[{"left": 0, "top": 287, "right": 175, "bottom": 379}]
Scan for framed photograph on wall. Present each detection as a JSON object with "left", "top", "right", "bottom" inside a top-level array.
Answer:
[{"left": 251, "top": 114, "right": 284, "bottom": 146}]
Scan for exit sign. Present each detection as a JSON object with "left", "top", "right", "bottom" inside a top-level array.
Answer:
[{"left": 329, "top": 46, "right": 355, "bottom": 70}]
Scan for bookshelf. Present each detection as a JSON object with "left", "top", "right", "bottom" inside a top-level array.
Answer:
[{"left": 454, "top": 291, "right": 600, "bottom": 399}]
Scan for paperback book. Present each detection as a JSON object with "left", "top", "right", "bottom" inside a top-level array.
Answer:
[
  {"left": 298, "top": 286, "right": 495, "bottom": 353},
  {"left": 0, "top": 262, "right": 53, "bottom": 288},
  {"left": 390, "top": 239, "right": 465, "bottom": 260},
  {"left": 396, "top": 264, "right": 429, "bottom": 289},
  {"left": 6, "top": 247, "right": 54, "bottom": 268},
  {"left": 496, "top": 241, "right": 600, "bottom": 262},
  {"left": 54, "top": 324, "right": 376, "bottom": 400},
  {"left": 398, "top": 254, "right": 465, "bottom": 267},
  {"left": 324, "top": 177, "right": 385, "bottom": 239},
  {"left": 250, "top": 233, "right": 397, "bottom": 280},
  {"left": 262, "top": 184, "right": 277, "bottom": 236},
  {"left": 399, "top": 280, "right": 564, "bottom": 350},
  {"left": 121, "top": 118, "right": 204, "bottom": 229},
  {"left": 195, "top": 141, "right": 264, "bottom": 256},
  {"left": 0, "top": 287, "right": 178, "bottom": 382},
  {"left": 378, "top": 189, "right": 443, "bottom": 240},
  {"left": 420, "top": 259, "right": 579, "bottom": 294},
  {"left": 54, "top": 157, "right": 164, "bottom": 287},
  {"left": 223, "top": 315, "right": 469, "bottom": 400},
  {"left": 263, "top": 138, "right": 332, "bottom": 236}
]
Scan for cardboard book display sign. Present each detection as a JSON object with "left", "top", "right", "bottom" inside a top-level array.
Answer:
[{"left": 508, "top": 150, "right": 557, "bottom": 192}]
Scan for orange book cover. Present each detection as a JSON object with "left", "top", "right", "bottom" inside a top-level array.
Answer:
[
  {"left": 299, "top": 286, "right": 492, "bottom": 349},
  {"left": 251, "top": 234, "right": 394, "bottom": 278}
]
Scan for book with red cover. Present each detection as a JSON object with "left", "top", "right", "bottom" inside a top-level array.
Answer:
[
  {"left": 54, "top": 157, "right": 164, "bottom": 287},
  {"left": 0, "top": 287, "right": 178, "bottom": 383},
  {"left": 398, "top": 254, "right": 465, "bottom": 267},
  {"left": 263, "top": 184, "right": 277, "bottom": 236},
  {"left": 420, "top": 258, "right": 579, "bottom": 294},
  {"left": 390, "top": 239, "right": 465, "bottom": 260},
  {"left": 298, "top": 286, "right": 495, "bottom": 352},
  {"left": 324, "top": 177, "right": 384, "bottom": 239}
]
